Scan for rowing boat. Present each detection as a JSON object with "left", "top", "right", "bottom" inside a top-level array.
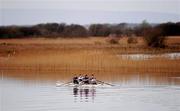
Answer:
[{"left": 56, "top": 82, "right": 112, "bottom": 88}]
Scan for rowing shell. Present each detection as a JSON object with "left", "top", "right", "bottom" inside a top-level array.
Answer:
[{"left": 56, "top": 82, "right": 112, "bottom": 88}]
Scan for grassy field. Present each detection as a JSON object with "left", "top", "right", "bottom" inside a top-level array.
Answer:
[{"left": 0, "top": 36, "right": 180, "bottom": 75}]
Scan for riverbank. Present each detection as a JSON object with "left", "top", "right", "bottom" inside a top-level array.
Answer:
[{"left": 0, "top": 37, "right": 180, "bottom": 73}]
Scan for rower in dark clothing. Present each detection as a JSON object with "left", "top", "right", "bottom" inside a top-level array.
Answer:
[
  {"left": 73, "top": 76, "right": 79, "bottom": 84},
  {"left": 83, "top": 75, "right": 90, "bottom": 84}
]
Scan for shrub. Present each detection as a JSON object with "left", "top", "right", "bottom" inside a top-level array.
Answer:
[
  {"left": 89, "top": 24, "right": 111, "bottom": 36},
  {"left": 63, "top": 24, "right": 88, "bottom": 37},
  {"left": 144, "top": 28, "right": 166, "bottom": 48}
]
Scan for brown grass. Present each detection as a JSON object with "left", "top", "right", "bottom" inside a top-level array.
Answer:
[{"left": 0, "top": 36, "right": 180, "bottom": 75}]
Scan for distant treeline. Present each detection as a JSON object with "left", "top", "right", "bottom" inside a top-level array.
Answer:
[{"left": 0, "top": 21, "right": 180, "bottom": 38}]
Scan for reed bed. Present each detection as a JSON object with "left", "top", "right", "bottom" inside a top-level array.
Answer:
[{"left": 0, "top": 37, "right": 180, "bottom": 75}]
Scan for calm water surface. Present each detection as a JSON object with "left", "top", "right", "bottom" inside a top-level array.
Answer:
[{"left": 1, "top": 71, "right": 180, "bottom": 111}]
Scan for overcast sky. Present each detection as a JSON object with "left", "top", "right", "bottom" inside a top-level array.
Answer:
[{"left": 0, "top": 0, "right": 180, "bottom": 25}]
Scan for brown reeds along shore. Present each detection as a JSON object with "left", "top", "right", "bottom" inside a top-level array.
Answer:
[{"left": 0, "top": 36, "right": 180, "bottom": 75}]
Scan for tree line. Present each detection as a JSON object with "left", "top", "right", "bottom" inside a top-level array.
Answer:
[{"left": 0, "top": 22, "right": 180, "bottom": 39}]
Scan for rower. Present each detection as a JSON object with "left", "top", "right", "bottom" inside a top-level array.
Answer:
[
  {"left": 78, "top": 74, "right": 84, "bottom": 82},
  {"left": 73, "top": 75, "right": 79, "bottom": 84},
  {"left": 90, "top": 74, "right": 97, "bottom": 84},
  {"left": 83, "top": 75, "right": 90, "bottom": 84},
  {"left": 90, "top": 74, "right": 94, "bottom": 80}
]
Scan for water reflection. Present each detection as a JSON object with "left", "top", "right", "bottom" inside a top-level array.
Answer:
[{"left": 73, "top": 87, "right": 96, "bottom": 102}]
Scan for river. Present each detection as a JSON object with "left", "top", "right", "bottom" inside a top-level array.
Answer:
[{"left": 1, "top": 70, "right": 180, "bottom": 111}]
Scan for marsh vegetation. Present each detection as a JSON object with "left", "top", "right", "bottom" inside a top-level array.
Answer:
[{"left": 0, "top": 37, "right": 179, "bottom": 75}]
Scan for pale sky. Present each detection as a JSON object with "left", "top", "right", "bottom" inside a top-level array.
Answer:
[{"left": 0, "top": 0, "right": 180, "bottom": 25}]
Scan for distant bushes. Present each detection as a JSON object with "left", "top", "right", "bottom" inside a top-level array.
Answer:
[
  {"left": 0, "top": 26, "right": 22, "bottom": 38},
  {"left": 35, "top": 23, "right": 88, "bottom": 38},
  {"left": 63, "top": 24, "right": 88, "bottom": 37},
  {"left": 89, "top": 24, "right": 110, "bottom": 36},
  {"left": 89, "top": 23, "right": 133, "bottom": 37},
  {"left": 135, "top": 21, "right": 180, "bottom": 48},
  {"left": 156, "top": 22, "right": 180, "bottom": 36},
  {"left": 143, "top": 27, "right": 166, "bottom": 48},
  {"left": 141, "top": 22, "right": 180, "bottom": 48},
  {"left": 0, "top": 22, "right": 180, "bottom": 41},
  {"left": 0, "top": 23, "right": 88, "bottom": 38}
]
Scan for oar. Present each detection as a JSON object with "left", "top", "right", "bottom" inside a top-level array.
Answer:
[
  {"left": 97, "top": 80, "right": 115, "bottom": 86},
  {"left": 56, "top": 81, "right": 72, "bottom": 87}
]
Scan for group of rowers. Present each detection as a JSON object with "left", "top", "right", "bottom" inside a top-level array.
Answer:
[{"left": 73, "top": 74, "right": 97, "bottom": 85}]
